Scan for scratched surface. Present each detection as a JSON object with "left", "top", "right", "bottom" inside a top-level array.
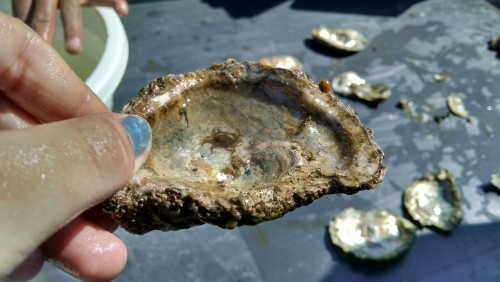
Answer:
[{"left": 39, "top": 0, "right": 500, "bottom": 281}]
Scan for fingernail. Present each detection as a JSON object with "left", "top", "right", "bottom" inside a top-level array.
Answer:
[
  {"left": 116, "top": 1, "right": 129, "bottom": 16},
  {"left": 66, "top": 37, "right": 82, "bottom": 54},
  {"left": 120, "top": 115, "right": 151, "bottom": 157}
]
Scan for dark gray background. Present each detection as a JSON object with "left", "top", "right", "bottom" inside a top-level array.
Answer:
[
  {"left": 112, "top": 0, "right": 500, "bottom": 281},
  {"left": 61, "top": 0, "right": 500, "bottom": 281}
]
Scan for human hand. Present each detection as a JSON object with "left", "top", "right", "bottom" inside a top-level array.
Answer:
[
  {"left": 12, "top": 0, "right": 129, "bottom": 54},
  {"left": 0, "top": 12, "right": 151, "bottom": 281}
]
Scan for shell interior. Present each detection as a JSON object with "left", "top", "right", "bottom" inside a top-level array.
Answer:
[
  {"left": 490, "top": 172, "right": 500, "bottom": 190},
  {"left": 447, "top": 93, "right": 469, "bottom": 118},
  {"left": 432, "top": 73, "right": 450, "bottom": 82},
  {"left": 104, "top": 60, "right": 386, "bottom": 234},
  {"left": 328, "top": 208, "right": 416, "bottom": 261},
  {"left": 331, "top": 71, "right": 366, "bottom": 94},
  {"left": 403, "top": 169, "right": 462, "bottom": 232},
  {"left": 312, "top": 28, "right": 367, "bottom": 52},
  {"left": 257, "top": 55, "right": 303, "bottom": 71},
  {"left": 332, "top": 71, "right": 391, "bottom": 103}
]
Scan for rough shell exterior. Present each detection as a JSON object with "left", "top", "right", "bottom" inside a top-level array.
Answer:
[{"left": 102, "top": 60, "right": 386, "bottom": 234}]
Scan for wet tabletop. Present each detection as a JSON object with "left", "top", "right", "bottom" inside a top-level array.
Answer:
[{"left": 108, "top": 0, "right": 500, "bottom": 281}]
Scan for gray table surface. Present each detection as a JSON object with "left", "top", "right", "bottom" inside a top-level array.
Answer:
[{"left": 67, "top": 0, "right": 500, "bottom": 281}]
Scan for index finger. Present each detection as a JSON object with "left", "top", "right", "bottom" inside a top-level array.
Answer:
[{"left": 0, "top": 13, "right": 109, "bottom": 122}]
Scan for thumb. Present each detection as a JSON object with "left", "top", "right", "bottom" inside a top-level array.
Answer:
[{"left": 0, "top": 113, "right": 152, "bottom": 277}]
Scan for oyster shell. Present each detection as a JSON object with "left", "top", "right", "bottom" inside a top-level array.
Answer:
[
  {"left": 332, "top": 71, "right": 391, "bottom": 103},
  {"left": 312, "top": 27, "right": 367, "bottom": 52},
  {"left": 491, "top": 172, "right": 500, "bottom": 190},
  {"left": 432, "top": 73, "right": 450, "bottom": 82},
  {"left": 331, "top": 71, "right": 366, "bottom": 95},
  {"left": 447, "top": 93, "right": 469, "bottom": 119},
  {"left": 257, "top": 55, "right": 303, "bottom": 71},
  {"left": 351, "top": 83, "right": 392, "bottom": 102},
  {"left": 403, "top": 169, "right": 462, "bottom": 232},
  {"left": 103, "top": 60, "right": 386, "bottom": 234},
  {"left": 487, "top": 35, "right": 500, "bottom": 51},
  {"left": 328, "top": 208, "right": 416, "bottom": 261}
]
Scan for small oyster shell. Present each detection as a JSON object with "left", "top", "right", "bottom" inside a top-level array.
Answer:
[
  {"left": 311, "top": 27, "right": 367, "bottom": 52},
  {"left": 332, "top": 71, "right": 391, "bottom": 103},
  {"left": 487, "top": 35, "right": 500, "bottom": 51},
  {"left": 403, "top": 169, "right": 462, "bottom": 232},
  {"left": 491, "top": 172, "right": 500, "bottom": 190},
  {"left": 447, "top": 93, "right": 469, "bottom": 119},
  {"left": 257, "top": 55, "right": 303, "bottom": 71},
  {"left": 103, "top": 60, "right": 386, "bottom": 234},
  {"left": 351, "top": 83, "right": 392, "bottom": 103},
  {"left": 331, "top": 71, "right": 366, "bottom": 94},
  {"left": 432, "top": 73, "right": 450, "bottom": 82},
  {"left": 397, "top": 98, "right": 433, "bottom": 122},
  {"left": 328, "top": 208, "right": 416, "bottom": 261}
]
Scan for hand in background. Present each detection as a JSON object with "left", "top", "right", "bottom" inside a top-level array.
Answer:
[
  {"left": 12, "top": 0, "right": 129, "bottom": 54},
  {"left": 0, "top": 12, "right": 150, "bottom": 281}
]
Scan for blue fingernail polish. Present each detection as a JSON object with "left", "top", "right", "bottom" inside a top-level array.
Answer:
[{"left": 120, "top": 115, "right": 152, "bottom": 156}]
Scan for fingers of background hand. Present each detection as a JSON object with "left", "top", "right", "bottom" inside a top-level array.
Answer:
[
  {"left": 42, "top": 216, "right": 127, "bottom": 281},
  {"left": 60, "top": 0, "right": 82, "bottom": 54},
  {"left": 0, "top": 113, "right": 151, "bottom": 277},
  {"left": 12, "top": 0, "right": 33, "bottom": 21},
  {"left": 85, "top": 0, "right": 129, "bottom": 16},
  {"left": 30, "top": 0, "right": 58, "bottom": 42},
  {"left": 0, "top": 13, "right": 109, "bottom": 122},
  {"left": 114, "top": 0, "right": 129, "bottom": 16},
  {"left": 115, "top": 0, "right": 129, "bottom": 16}
]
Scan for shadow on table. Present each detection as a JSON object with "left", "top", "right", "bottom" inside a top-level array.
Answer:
[
  {"left": 321, "top": 221, "right": 500, "bottom": 281},
  {"left": 486, "top": 0, "right": 500, "bottom": 8},
  {"left": 202, "top": 0, "right": 288, "bottom": 18},
  {"left": 291, "top": 0, "right": 424, "bottom": 17},
  {"left": 202, "top": 0, "right": 424, "bottom": 19},
  {"left": 303, "top": 38, "right": 358, "bottom": 59}
]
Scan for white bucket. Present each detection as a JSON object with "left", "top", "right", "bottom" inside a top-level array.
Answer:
[{"left": 0, "top": 4, "right": 129, "bottom": 109}]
